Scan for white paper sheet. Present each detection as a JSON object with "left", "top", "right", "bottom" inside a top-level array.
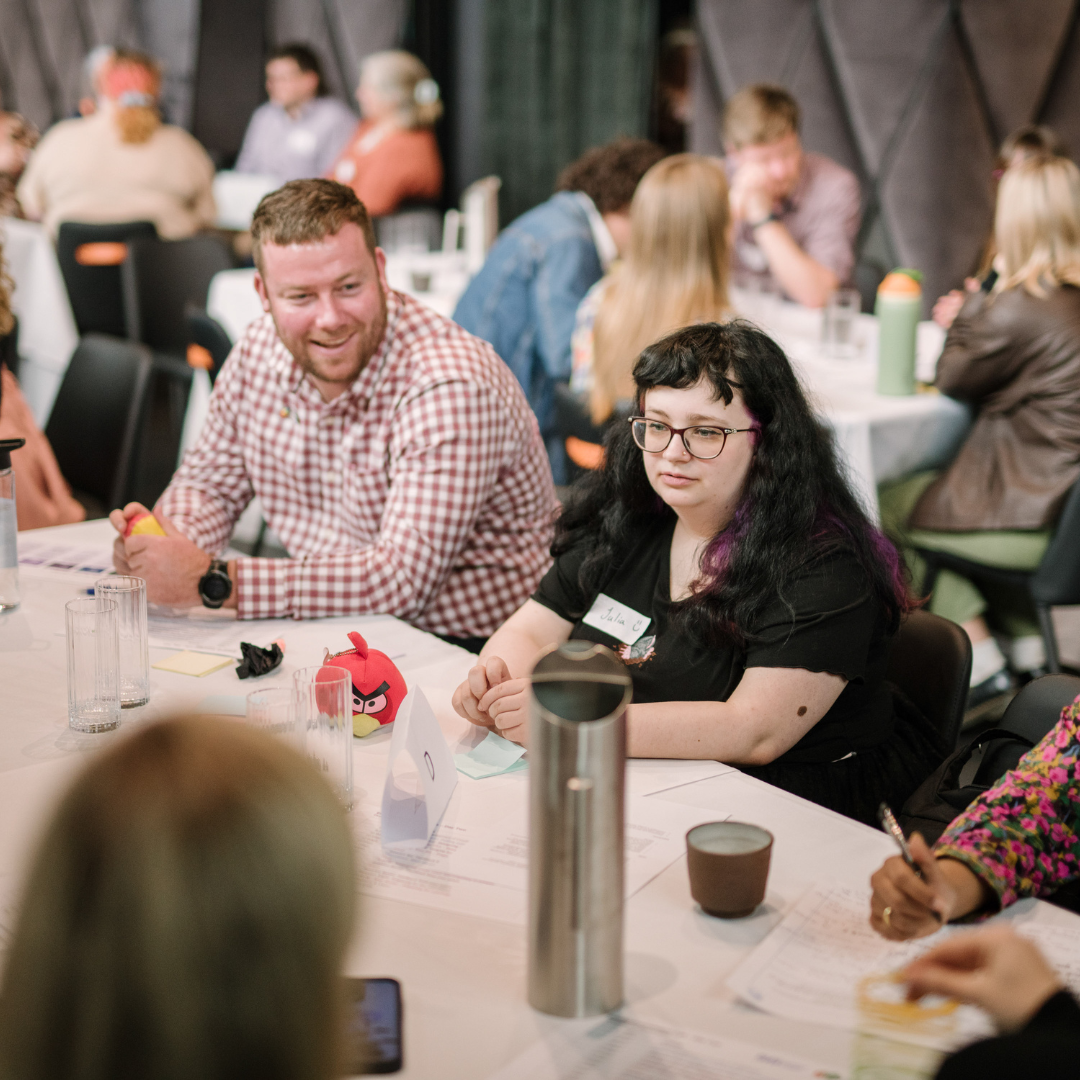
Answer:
[
  {"left": 727, "top": 884, "right": 994, "bottom": 1052},
  {"left": 486, "top": 1016, "right": 843, "bottom": 1080},
  {"left": 16, "top": 536, "right": 114, "bottom": 582},
  {"left": 1016, "top": 922, "right": 1080, "bottom": 997}
]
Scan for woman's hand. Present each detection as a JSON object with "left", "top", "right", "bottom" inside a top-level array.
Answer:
[
  {"left": 451, "top": 656, "right": 531, "bottom": 746},
  {"left": 932, "top": 289, "right": 966, "bottom": 330},
  {"left": 902, "top": 926, "right": 1062, "bottom": 1032},
  {"left": 869, "top": 834, "right": 988, "bottom": 940}
]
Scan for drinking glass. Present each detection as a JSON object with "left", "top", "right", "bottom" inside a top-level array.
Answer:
[
  {"left": 95, "top": 575, "right": 149, "bottom": 708},
  {"left": 823, "top": 287, "right": 862, "bottom": 358},
  {"left": 246, "top": 686, "right": 301, "bottom": 747},
  {"left": 65, "top": 596, "right": 121, "bottom": 732},
  {"left": 294, "top": 666, "right": 353, "bottom": 808}
]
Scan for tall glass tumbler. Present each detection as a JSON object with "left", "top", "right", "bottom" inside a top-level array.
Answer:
[
  {"left": 294, "top": 666, "right": 353, "bottom": 808},
  {"left": 95, "top": 575, "right": 149, "bottom": 708},
  {"left": 247, "top": 686, "right": 301, "bottom": 748},
  {"left": 65, "top": 597, "right": 121, "bottom": 732}
]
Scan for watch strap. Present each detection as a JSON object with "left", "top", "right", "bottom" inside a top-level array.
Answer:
[{"left": 749, "top": 212, "right": 779, "bottom": 230}]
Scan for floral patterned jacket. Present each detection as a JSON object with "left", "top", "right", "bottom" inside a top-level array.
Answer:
[{"left": 935, "top": 695, "right": 1080, "bottom": 910}]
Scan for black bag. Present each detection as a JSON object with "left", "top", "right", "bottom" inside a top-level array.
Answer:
[{"left": 899, "top": 726, "right": 1035, "bottom": 845}]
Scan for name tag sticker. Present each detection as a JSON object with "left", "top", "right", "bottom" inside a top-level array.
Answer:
[{"left": 581, "top": 593, "right": 651, "bottom": 646}]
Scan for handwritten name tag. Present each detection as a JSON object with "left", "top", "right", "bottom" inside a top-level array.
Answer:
[{"left": 581, "top": 593, "right": 651, "bottom": 646}]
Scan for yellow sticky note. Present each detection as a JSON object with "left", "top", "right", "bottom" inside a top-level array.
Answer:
[{"left": 152, "top": 651, "right": 234, "bottom": 677}]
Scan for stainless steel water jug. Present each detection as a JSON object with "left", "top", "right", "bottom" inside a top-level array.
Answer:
[{"left": 527, "top": 641, "right": 632, "bottom": 1017}]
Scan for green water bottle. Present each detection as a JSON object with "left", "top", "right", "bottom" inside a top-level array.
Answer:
[{"left": 875, "top": 269, "right": 922, "bottom": 396}]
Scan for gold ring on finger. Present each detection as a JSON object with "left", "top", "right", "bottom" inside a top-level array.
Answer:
[{"left": 883, "top": 905, "right": 893, "bottom": 928}]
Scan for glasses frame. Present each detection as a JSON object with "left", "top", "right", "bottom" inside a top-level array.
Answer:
[{"left": 628, "top": 416, "right": 754, "bottom": 460}]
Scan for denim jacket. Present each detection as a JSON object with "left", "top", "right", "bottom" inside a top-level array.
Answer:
[{"left": 453, "top": 192, "right": 603, "bottom": 469}]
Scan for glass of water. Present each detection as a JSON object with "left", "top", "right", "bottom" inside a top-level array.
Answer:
[
  {"left": 294, "top": 666, "right": 353, "bottom": 808},
  {"left": 65, "top": 596, "right": 121, "bottom": 732},
  {"left": 95, "top": 575, "right": 149, "bottom": 708},
  {"left": 246, "top": 686, "right": 302, "bottom": 748},
  {"left": 823, "top": 287, "right": 863, "bottom": 358}
]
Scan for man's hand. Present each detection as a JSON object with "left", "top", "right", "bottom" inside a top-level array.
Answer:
[
  {"left": 109, "top": 502, "right": 212, "bottom": 607},
  {"left": 902, "top": 926, "right": 1062, "bottom": 1032},
  {"left": 452, "top": 656, "right": 530, "bottom": 746},
  {"left": 728, "top": 160, "right": 773, "bottom": 225}
]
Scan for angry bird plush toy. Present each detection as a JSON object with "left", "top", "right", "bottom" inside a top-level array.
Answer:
[{"left": 322, "top": 631, "right": 408, "bottom": 737}]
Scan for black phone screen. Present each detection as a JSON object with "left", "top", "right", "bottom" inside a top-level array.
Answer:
[{"left": 345, "top": 977, "right": 403, "bottom": 1075}]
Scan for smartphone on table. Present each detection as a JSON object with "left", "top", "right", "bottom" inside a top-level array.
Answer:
[{"left": 344, "top": 977, "right": 403, "bottom": 1075}]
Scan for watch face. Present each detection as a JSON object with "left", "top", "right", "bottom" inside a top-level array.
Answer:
[{"left": 202, "top": 573, "right": 231, "bottom": 602}]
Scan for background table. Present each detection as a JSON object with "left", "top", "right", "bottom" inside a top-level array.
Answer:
[{"left": 1, "top": 217, "right": 79, "bottom": 427}]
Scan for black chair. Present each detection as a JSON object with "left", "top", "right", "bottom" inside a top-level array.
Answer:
[
  {"left": 886, "top": 608, "right": 973, "bottom": 753},
  {"left": 56, "top": 221, "right": 157, "bottom": 337},
  {"left": 43, "top": 335, "right": 154, "bottom": 511},
  {"left": 185, "top": 308, "right": 233, "bottom": 385},
  {"left": 917, "top": 477, "right": 1080, "bottom": 673},
  {"left": 0, "top": 316, "right": 19, "bottom": 380},
  {"left": 552, "top": 382, "right": 628, "bottom": 484}
]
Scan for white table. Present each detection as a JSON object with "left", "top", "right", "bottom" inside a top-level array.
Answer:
[
  {"left": 1, "top": 217, "right": 79, "bottom": 426},
  {"left": 5, "top": 519, "right": 1076, "bottom": 1079}
]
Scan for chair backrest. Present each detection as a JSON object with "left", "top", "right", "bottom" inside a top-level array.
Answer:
[
  {"left": 0, "top": 316, "right": 19, "bottom": 381},
  {"left": 43, "top": 334, "right": 154, "bottom": 509},
  {"left": 121, "top": 235, "right": 235, "bottom": 354},
  {"left": 186, "top": 308, "right": 234, "bottom": 385},
  {"left": 462, "top": 175, "right": 501, "bottom": 273},
  {"left": 886, "top": 608, "right": 973, "bottom": 753},
  {"left": 1031, "top": 476, "right": 1080, "bottom": 605},
  {"left": 55, "top": 221, "right": 157, "bottom": 336}
]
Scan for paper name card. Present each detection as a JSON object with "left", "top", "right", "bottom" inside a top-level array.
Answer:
[
  {"left": 581, "top": 593, "right": 651, "bottom": 645},
  {"left": 152, "top": 651, "right": 233, "bottom": 677}
]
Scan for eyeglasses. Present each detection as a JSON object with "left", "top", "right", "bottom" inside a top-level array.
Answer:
[{"left": 628, "top": 416, "right": 753, "bottom": 460}]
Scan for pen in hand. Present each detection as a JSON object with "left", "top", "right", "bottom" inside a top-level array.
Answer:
[{"left": 878, "top": 802, "right": 943, "bottom": 922}]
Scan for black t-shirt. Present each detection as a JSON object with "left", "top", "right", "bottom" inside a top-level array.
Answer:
[{"left": 532, "top": 517, "right": 897, "bottom": 764}]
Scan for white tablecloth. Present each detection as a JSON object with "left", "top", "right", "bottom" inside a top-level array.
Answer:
[
  {"left": 1, "top": 217, "right": 79, "bottom": 426},
  {"left": 3, "top": 519, "right": 1079, "bottom": 1079}
]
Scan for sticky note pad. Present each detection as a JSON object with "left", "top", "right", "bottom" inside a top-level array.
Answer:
[
  {"left": 152, "top": 651, "right": 234, "bottom": 677},
  {"left": 454, "top": 730, "right": 527, "bottom": 779}
]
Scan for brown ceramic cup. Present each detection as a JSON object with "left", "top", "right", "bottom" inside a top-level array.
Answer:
[{"left": 686, "top": 821, "right": 773, "bottom": 918}]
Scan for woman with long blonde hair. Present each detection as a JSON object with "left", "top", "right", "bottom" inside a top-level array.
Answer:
[
  {"left": 570, "top": 154, "right": 731, "bottom": 423},
  {"left": 881, "top": 154, "right": 1080, "bottom": 704}
]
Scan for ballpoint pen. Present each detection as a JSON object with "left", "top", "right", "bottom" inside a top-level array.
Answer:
[{"left": 878, "top": 801, "right": 943, "bottom": 921}]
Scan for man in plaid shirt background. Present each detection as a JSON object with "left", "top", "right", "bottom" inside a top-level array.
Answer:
[{"left": 111, "top": 179, "right": 558, "bottom": 647}]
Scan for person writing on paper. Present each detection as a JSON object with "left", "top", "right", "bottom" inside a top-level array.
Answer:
[
  {"left": 901, "top": 927, "right": 1079, "bottom": 1077},
  {"left": 110, "top": 179, "right": 555, "bottom": 650},
  {"left": 0, "top": 716, "right": 357, "bottom": 1080},
  {"left": 869, "top": 693, "right": 1080, "bottom": 941},
  {"left": 453, "top": 321, "right": 946, "bottom": 825},
  {"left": 724, "top": 84, "right": 860, "bottom": 309}
]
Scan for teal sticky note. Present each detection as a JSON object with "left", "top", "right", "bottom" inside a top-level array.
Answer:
[{"left": 454, "top": 730, "right": 527, "bottom": 779}]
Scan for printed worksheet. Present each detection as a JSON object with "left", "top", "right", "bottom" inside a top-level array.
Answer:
[{"left": 16, "top": 535, "right": 114, "bottom": 581}]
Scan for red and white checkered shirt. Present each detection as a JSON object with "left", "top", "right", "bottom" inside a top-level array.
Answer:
[{"left": 159, "top": 290, "right": 558, "bottom": 635}]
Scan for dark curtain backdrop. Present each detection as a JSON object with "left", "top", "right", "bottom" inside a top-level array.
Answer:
[
  {"left": 482, "top": 0, "right": 659, "bottom": 226},
  {"left": 691, "top": 0, "right": 1080, "bottom": 314}
]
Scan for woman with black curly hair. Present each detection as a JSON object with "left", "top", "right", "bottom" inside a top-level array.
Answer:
[{"left": 453, "top": 320, "right": 946, "bottom": 824}]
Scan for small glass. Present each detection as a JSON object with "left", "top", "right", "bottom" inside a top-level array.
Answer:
[
  {"left": 823, "top": 287, "right": 862, "bottom": 358},
  {"left": 65, "top": 596, "right": 121, "bottom": 732},
  {"left": 294, "top": 666, "right": 353, "bottom": 808},
  {"left": 95, "top": 575, "right": 149, "bottom": 708},
  {"left": 246, "top": 686, "right": 301, "bottom": 747}
]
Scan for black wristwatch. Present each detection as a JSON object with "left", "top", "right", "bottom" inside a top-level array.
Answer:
[
  {"left": 198, "top": 559, "right": 233, "bottom": 609},
  {"left": 748, "top": 212, "right": 779, "bottom": 230}
]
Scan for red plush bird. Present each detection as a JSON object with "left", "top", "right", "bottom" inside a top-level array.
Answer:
[{"left": 322, "top": 631, "right": 408, "bottom": 737}]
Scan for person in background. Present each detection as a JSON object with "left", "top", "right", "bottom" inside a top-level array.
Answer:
[
  {"left": 869, "top": 693, "right": 1080, "bottom": 941},
  {"left": 329, "top": 50, "right": 443, "bottom": 217},
  {"left": 724, "top": 84, "right": 860, "bottom": 308},
  {"left": 454, "top": 138, "right": 666, "bottom": 482},
  {"left": 235, "top": 43, "right": 356, "bottom": 184},
  {"left": 0, "top": 107, "right": 37, "bottom": 218},
  {"left": 0, "top": 244, "right": 85, "bottom": 528},
  {"left": 17, "top": 49, "right": 215, "bottom": 239},
  {"left": 454, "top": 322, "right": 946, "bottom": 826},
  {"left": 0, "top": 716, "right": 357, "bottom": 1080},
  {"left": 110, "top": 180, "right": 555, "bottom": 651},
  {"left": 880, "top": 156, "right": 1080, "bottom": 702},
  {"left": 76, "top": 44, "right": 115, "bottom": 117},
  {"left": 570, "top": 153, "right": 731, "bottom": 425},
  {"left": 933, "top": 124, "right": 1069, "bottom": 330}
]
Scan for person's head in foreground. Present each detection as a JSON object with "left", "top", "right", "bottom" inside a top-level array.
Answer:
[
  {"left": 98, "top": 48, "right": 163, "bottom": 144},
  {"left": 266, "top": 43, "right": 328, "bottom": 113},
  {"left": 355, "top": 50, "right": 442, "bottom": 130},
  {"left": 723, "top": 83, "right": 803, "bottom": 203},
  {"left": 995, "top": 124, "right": 1068, "bottom": 178},
  {"left": 589, "top": 153, "right": 731, "bottom": 422},
  {"left": 0, "top": 716, "right": 356, "bottom": 1080},
  {"left": 251, "top": 178, "right": 387, "bottom": 401},
  {"left": 992, "top": 153, "right": 1080, "bottom": 297}
]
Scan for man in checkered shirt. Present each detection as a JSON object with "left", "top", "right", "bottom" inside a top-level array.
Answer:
[{"left": 111, "top": 179, "right": 558, "bottom": 646}]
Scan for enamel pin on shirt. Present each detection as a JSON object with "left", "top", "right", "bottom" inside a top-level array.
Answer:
[{"left": 582, "top": 593, "right": 651, "bottom": 646}]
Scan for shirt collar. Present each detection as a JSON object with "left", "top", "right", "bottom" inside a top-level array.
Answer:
[{"left": 573, "top": 192, "right": 618, "bottom": 271}]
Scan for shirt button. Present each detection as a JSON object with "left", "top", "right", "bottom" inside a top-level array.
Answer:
[{"left": 322, "top": 470, "right": 338, "bottom": 485}]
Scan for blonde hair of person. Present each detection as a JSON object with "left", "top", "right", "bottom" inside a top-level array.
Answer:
[
  {"left": 101, "top": 49, "right": 162, "bottom": 144},
  {"left": 0, "top": 716, "right": 357, "bottom": 1080},
  {"left": 723, "top": 83, "right": 799, "bottom": 149},
  {"left": 589, "top": 153, "right": 731, "bottom": 423},
  {"left": 994, "top": 153, "right": 1080, "bottom": 298},
  {"left": 359, "top": 49, "right": 443, "bottom": 129}
]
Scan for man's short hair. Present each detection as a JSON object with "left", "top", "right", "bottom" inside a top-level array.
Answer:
[
  {"left": 267, "top": 42, "right": 327, "bottom": 96},
  {"left": 251, "top": 180, "right": 377, "bottom": 272},
  {"left": 723, "top": 84, "right": 800, "bottom": 149},
  {"left": 556, "top": 138, "right": 667, "bottom": 215}
]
